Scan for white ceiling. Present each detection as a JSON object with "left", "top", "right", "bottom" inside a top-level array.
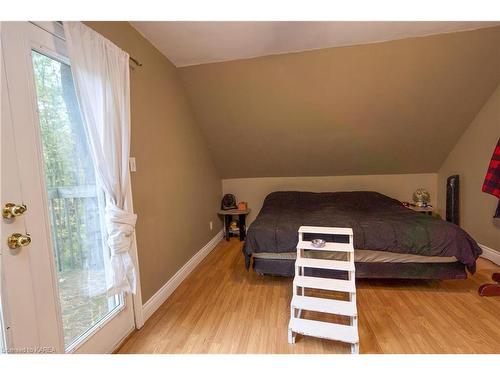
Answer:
[{"left": 130, "top": 21, "right": 500, "bottom": 67}]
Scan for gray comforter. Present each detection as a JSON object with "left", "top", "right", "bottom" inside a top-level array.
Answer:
[{"left": 243, "top": 191, "right": 482, "bottom": 272}]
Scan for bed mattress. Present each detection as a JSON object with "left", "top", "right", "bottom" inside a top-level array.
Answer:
[{"left": 251, "top": 249, "right": 458, "bottom": 263}]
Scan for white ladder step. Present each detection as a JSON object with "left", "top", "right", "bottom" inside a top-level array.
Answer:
[
  {"left": 291, "top": 295, "right": 357, "bottom": 316},
  {"left": 296, "top": 257, "right": 355, "bottom": 271},
  {"left": 294, "top": 275, "right": 356, "bottom": 293},
  {"left": 289, "top": 317, "right": 359, "bottom": 344},
  {"left": 299, "top": 226, "right": 353, "bottom": 236},
  {"left": 297, "top": 241, "right": 354, "bottom": 252}
]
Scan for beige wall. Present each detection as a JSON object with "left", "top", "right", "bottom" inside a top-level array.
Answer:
[
  {"left": 438, "top": 85, "right": 500, "bottom": 250},
  {"left": 223, "top": 173, "right": 437, "bottom": 224},
  {"left": 86, "top": 22, "right": 222, "bottom": 302}
]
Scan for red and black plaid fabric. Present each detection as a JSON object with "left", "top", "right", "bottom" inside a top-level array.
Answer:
[{"left": 482, "top": 138, "right": 500, "bottom": 198}]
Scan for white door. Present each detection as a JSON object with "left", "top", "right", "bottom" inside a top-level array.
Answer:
[{"left": 1, "top": 21, "right": 138, "bottom": 353}]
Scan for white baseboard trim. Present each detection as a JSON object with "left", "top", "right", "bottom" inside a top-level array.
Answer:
[
  {"left": 479, "top": 244, "right": 500, "bottom": 266},
  {"left": 142, "top": 229, "right": 223, "bottom": 323}
]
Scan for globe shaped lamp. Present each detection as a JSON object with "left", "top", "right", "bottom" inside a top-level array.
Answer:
[{"left": 412, "top": 188, "right": 431, "bottom": 207}]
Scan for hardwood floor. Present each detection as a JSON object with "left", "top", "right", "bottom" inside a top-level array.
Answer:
[{"left": 119, "top": 238, "right": 500, "bottom": 354}]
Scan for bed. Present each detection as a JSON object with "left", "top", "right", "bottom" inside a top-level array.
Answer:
[{"left": 242, "top": 191, "right": 482, "bottom": 279}]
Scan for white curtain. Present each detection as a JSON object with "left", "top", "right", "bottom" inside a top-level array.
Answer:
[{"left": 63, "top": 21, "right": 137, "bottom": 295}]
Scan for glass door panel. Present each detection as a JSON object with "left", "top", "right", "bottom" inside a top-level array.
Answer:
[{"left": 31, "top": 50, "right": 120, "bottom": 349}]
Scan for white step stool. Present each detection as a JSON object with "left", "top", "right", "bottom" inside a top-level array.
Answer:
[{"left": 288, "top": 226, "right": 359, "bottom": 354}]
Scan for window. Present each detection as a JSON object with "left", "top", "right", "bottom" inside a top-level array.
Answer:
[{"left": 31, "top": 50, "right": 120, "bottom": 348}]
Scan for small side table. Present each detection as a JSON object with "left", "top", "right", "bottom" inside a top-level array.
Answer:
[
  {"left": 218, "top": 209, "right": 250, "bottom": 241},
  {"left": 408, "top": 206, "right": 434, "bottom": 216}
]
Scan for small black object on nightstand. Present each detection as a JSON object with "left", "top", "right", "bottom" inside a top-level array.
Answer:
[{"left": 221, "top": 194, "right": 237, "bottom": 210}]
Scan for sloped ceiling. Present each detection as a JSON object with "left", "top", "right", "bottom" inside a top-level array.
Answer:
[
  {"left": 131, "top": 21, "right": 499, "bottom": 67},
  {"left": 178, "top": 26, "right": 500, "bottom": 179}
]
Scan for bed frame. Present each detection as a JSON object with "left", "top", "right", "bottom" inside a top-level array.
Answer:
[{"left": 252, "top": 257, "right": 468, "bottom": 280}]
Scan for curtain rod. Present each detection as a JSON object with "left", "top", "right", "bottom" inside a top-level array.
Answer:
[
  {"left": 31, "top": 21, "right": 143, "bottom": 67},
  {"left": 129, "top": 56, "right": 143, "bottom": 67}
]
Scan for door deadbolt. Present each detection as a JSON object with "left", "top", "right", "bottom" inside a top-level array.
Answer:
[
  {"left": 7, "top": 233, "right": 32, "bottom": 249},
  {"left": 2, "top": 203, "right": 27, "bottom": 219}
]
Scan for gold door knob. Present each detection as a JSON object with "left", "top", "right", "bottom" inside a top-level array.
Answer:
[
  {"left": 2, "top": 203, "right": 27, "bottom": 219},
  {"left": 7, "top": 233, "right": 32, "bottom": 249}
]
